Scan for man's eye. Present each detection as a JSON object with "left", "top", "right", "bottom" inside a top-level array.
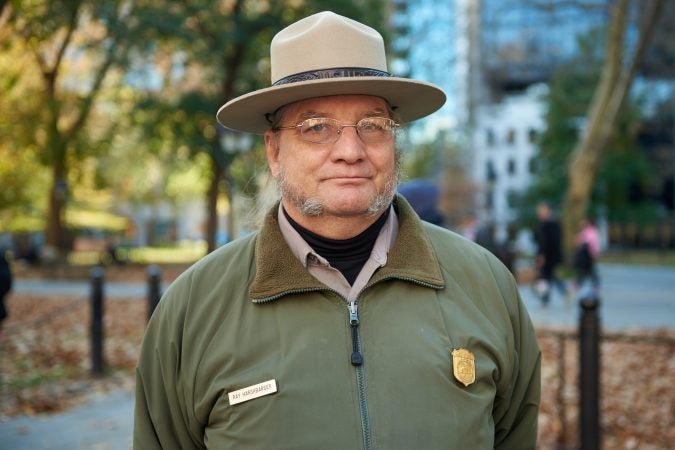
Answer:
[
  {"left": 309, "top": 123, "right": 328, "bottom": 132},
  {"left": 360, "top": 120, "right": 382, "bottom": 132},
  {"left": 303, "top": 119, "right": 332, "bottom": 134}
]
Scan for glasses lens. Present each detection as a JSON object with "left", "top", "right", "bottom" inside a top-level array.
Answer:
[
  {"left": 299, "top": 118, "right": 339, "bottom": 144},
  {"left": 357, "top": 118, "right": 396, "bottom": 143}
]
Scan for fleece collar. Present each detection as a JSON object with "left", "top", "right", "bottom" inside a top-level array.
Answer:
[{"left": 249, "top": 195, "right": 445, "bottom": 302}]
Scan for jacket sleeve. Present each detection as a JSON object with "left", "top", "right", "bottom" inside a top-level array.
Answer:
[
  {"left": 133, "top": 274, "right": 203, "bottom": 450},
  {"left": 490, "top": 258, "right": 542, "bottom": 450}
]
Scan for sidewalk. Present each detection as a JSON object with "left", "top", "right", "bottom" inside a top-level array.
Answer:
[
  {"left": 0, "top": 388, "right": 134, "bottom": 450},
  {"left": 520, "top": 263, "right": 675, "bottom": 330}
]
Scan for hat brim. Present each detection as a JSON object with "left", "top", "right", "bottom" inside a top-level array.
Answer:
[{"left": 216, "top": 77, "right": 446, "bottom": 134}]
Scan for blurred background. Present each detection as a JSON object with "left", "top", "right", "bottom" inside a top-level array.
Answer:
[
  {"left": 1, "top": 0, "right": 673, "bottom": 267},
  {"left": 0, "top": 1, "right": 673, "bottom": 448}
]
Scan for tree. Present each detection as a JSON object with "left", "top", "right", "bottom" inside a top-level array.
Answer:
[
  {"left": 561, "top": 0, "right": 665, "bottom": 252},
  {"left": 0, "top": 9, "right": 50, "bottom": 232},
  {"left": 1, "top": 1, "right": 146, "bottom": 260}
]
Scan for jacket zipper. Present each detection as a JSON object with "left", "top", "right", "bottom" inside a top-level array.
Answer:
[
  {"left": 348, "top": 301, "right": 363, "bottom": 366},
  {"left": 348, "top": 301, "right": 372, "bottom": 450}
]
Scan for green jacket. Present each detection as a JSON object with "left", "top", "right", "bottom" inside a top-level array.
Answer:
[{"left": 134, "top": 197, "right": 541, "bottom": 449}]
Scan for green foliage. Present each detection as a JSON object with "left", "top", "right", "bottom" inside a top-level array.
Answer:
[
  {"left": 403, "top": 141, "right": 439, "bottom": 180},
  {"left": 0, "top": 0, "right": 390, "bottom": 238}
]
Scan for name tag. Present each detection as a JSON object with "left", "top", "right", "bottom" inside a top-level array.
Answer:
[{"left": 228, "top": 379, "right": 278, "bottom": 405}]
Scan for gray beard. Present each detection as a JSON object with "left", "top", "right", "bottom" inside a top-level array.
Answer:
[{"left": 276, "top": 161, "right": 400, "bottom": 218}]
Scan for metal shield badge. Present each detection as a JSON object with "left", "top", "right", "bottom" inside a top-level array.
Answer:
[{"left": 452, "top": 348, "right": 476, "bottom": 387}]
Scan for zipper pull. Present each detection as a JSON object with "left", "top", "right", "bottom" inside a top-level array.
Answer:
[
  {"left": 348, "top": 301, "right": 359, "bottom": 325},
  {"left": 348, "top": 301, "right": 363, "bottom": 366}
]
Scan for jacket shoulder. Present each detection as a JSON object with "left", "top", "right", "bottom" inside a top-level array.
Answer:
[
  {"left": 422, "top": 222, "right": 499, "bottom": 265},
  {"left": 156, "top": 232, "right": 259, "bottom": 312}
]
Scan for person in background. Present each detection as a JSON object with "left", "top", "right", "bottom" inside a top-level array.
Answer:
[
  {"left": 0, "top": 249, "right": 12, "bottom": 336},
  {"left": 134, "top": 11, "right": 540, "bottom": 449},
  {"left": 533, "top": 201, "right": 567, "bottom": 305},
  {"left": 573, "top": 217, "right": 601, "bottom": 292},
  {"left": 397, "top": 179, "right": 445, "bottom": 226},
  {"left": 460, "top": 212, "right": 479, "bottom": 241}
]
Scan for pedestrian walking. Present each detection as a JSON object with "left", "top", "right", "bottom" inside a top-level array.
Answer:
[
  {"left": 0, "top": 249, "right": 13, "bottom": 335},
  {"left": 533, "top": 201, "right": 567, "bottom": 305},
  {"left": 573, "top": 217, "right": 601, "bottom": 292}
]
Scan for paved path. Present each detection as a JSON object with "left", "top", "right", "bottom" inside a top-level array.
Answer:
[
  {"left": 13, "top": 263, "right": 675, "bottom": 330},
  {"left": 0, "top": 389, "right": 134, "bottom": 450},
  {"left": 519, "top": 264, "right": 675, "bottom": 330},
  {"left": 12, "top": 279, "right": 151, "bottom": 299},
  {"left": 2, "top": 263, "right": 673, "bottom": 449}
]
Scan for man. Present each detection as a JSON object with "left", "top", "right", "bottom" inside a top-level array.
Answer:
[
  {"left": 534, "top": 201, "right": 566, "bottom": 305},
  {"left": 134, "top": 11, "right": 540, "bottom": 449}
]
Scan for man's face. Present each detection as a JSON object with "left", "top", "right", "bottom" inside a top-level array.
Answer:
[{"left": 264, "top": 95, "right": 398, "bottom": 228}]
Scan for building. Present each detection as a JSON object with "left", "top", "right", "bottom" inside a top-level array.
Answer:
[{"left": 471, "top": 83, "right": 547, "bottom": 245}]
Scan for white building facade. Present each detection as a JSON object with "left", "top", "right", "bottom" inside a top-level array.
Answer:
[{"left": 471, "top": 83, "right": 548, "bottom": 244}]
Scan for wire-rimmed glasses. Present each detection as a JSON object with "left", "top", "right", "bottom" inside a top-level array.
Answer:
[{"left": 274, "top": 117, "right": 399, "bottom": 144}]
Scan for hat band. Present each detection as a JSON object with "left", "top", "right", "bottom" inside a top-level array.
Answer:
[{"left": 273, "top": 67, "right": 391, "bottom": 86}]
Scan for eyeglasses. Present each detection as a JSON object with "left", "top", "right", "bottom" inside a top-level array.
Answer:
[{"left": 274, "top": 117, "right": 399, "bottom": 144}]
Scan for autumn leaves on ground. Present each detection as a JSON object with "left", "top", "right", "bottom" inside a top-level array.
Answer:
[
  {"left": 0, "top": 294, "right": 143, "bottom": 415},
  {"left": 1, "top": 284, "right": 673, "bottom": 449}
]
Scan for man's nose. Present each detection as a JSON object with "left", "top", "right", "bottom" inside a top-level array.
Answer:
[{"left": 331, "top": 126, "right": 366, "bottom": 162}]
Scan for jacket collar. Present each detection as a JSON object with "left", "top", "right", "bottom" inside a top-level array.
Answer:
[{"left": 249, "top": 195, "right": 445, "bottom": 302}]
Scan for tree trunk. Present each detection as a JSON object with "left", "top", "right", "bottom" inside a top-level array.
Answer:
[
  {"left": 562, "top": 0, "right": 663, "bottom": 256},
  {"left": 45, "top": 160, "right": 67, "bottom": 262}
]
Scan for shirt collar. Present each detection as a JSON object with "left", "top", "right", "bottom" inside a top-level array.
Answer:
[{"left": 278, "top": 203, "right": 397, "bottom": 269}]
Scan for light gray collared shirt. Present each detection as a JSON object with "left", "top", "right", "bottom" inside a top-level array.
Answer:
[{"left": 277, "top": 203, "right": 399, "bottom": 301}]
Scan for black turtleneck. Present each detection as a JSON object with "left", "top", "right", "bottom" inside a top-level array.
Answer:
[{"left": 283, "top": 207, "right": 390, "bottom": 285}]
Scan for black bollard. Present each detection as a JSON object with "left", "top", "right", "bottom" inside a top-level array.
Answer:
[
  {"left": 147, "top": 265, "right": 161, "bottom": 322},
  {"left": 579, "top": 287, "right": 601, "bottom": 450},
  {"left": 90, "top": 266, "right": 105, "bottom": 376}
]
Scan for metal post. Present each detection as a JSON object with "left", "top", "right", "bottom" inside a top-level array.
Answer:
[
  {"left": 147, "top": 264, "right": 161, "bottom": 322},
  {"left": 579, "top": 288, "right": 601, "bottom": 450},
  {"left": 90, "top": 266, "right": 105, "bottom": 376}
]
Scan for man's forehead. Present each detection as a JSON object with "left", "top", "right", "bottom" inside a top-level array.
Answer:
[{"left": 283, "top": 95, "right": 389, "bottom": 118}]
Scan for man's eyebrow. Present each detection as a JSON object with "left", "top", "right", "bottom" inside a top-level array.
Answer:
[
  {"left": 365, "top": 107, "right": 388, "bottom": 116},
  {"left": 296, "top": 108, "right": 389, "bottom": 120},
  {"left": 297, "top": 110, "right": 324, "bottom": 120}
]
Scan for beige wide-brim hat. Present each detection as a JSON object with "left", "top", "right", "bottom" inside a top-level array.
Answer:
[{"left": 216, "top": 11, "right": 446, "bottom": 134}]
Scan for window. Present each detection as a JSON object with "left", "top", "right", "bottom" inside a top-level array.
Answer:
[
  {"left": 506, "top": 128, "right": 516, "bottom": 145},
  {"left": 486, "top": 160, "right": 497, "bottom": 182},
  {"left": 507, "top": 159, "right": 516, "bottom": 175},
  {"left": 528, "top": 128, "right": 538, "bottom": 144},
  {"left": 486, "top": 128, "right": 495, "bottom": 147}
]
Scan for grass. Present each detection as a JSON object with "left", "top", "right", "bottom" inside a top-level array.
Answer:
[{"left": 67, "top": 241, "right": 207, "bottom": 266}]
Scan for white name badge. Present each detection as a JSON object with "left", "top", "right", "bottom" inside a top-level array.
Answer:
[{"left": 228, "top": 379, "right": 278, "bottom": 405}]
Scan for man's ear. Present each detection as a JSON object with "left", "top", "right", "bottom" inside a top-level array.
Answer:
[{"left": 264, "top": 131, "right": 281, "bottom": 178}]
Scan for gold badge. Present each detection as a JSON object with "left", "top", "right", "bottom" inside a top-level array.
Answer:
[{"left": 452, "top": 348, "right": 475, "bottom": 387}]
